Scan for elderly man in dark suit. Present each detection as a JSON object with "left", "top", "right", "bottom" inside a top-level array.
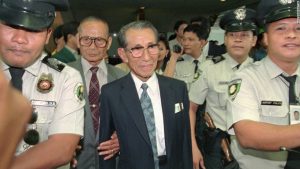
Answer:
[
  {"left": 99, "top": 20, "right": 193, "bottom": 169},
  {"left": 68, "top": 16, "right": 125, "bottom": 169}
]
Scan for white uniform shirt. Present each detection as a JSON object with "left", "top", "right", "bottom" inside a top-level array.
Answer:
[
  {"left": 1, "top": 53, "right": 85, "bottom": 154},
  {"left": 226, "top": 57, "right": 300, "bottom": 169},
  {"left": 174, "top": 54, "right": 206, "bottom": 90},
  {"left": 189, "top": 53, "right": 253, "bottom": 130},
  {"left": 131, "top": 73, "right": 166, "bottom": 156}
]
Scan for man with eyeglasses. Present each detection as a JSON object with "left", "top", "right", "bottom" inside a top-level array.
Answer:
[
  {"left": 189, "top": 6, "right": 257, "bottom": 169},
  {"left": 0, "top": 0, "right": 85, "bottom": 168},
  {"left": 99, "top": 20, "right": 193, "bottom": 169},
  {"left": 68, "top": 16, "right": 125, "bottom": 169},
  {"left": 226, "top": 0, "right": 300, "bottom": 168}
]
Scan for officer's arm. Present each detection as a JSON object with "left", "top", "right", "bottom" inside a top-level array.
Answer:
[
  {"left": 234, "top": 120, "right": 300, "bottom": 151},
  {"left": 189, "top": 101, "right": 205, "bottom": 169},
  {"left": 11, "top": 133, "right": 80, "bottom": 169},
  {"left": 163, "top": 52, "right": 182, "bottom": 77}
]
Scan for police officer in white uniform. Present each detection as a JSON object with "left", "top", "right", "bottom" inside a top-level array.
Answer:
[
  {"left": 0, "top": 0, "right": 85, "bottom": 168},
  {"left": 172, "top": 24, "right": 210, "bottom": 90},
  {"left": 226, "top": 0, "right": 300, "bottom": 169},
  {"left": 189, "top": 6, "right": 257, "bottom": 169}
]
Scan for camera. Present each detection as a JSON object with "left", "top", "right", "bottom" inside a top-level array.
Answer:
[{"left": 173, "top": 44, "right": 182, "bottom": 53}]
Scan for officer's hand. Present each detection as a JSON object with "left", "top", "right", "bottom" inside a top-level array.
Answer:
[
  {"left": 98, "top": 131, "right": 120, "bottom": 160},
  {"left": 192, "top": 143, "right": 206, "bottom": 169},
  {"left": 70, "top": 143, "right": 82, "bottom": 168}
]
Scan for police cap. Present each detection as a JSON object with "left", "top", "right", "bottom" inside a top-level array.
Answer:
[
  {"left": 0, "top": 0, "right": 69, "bottom": 31},
  {"left": 257, "top": 0, "right": 298, "bottom": 26},
  {"left": 219, "top": 6, "right": 257, "bottom": 32}
]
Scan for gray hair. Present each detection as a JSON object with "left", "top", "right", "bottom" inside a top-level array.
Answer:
[
  {"left": 77, "top": 16, "right": 109, "bottom": 34},
  {"left": 118, "top": 20, "right": 158, "bottom": 48}
]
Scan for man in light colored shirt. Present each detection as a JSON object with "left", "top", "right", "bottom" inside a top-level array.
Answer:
[
  {"left": 189, "top": 6, "right": 257, "bottom": 169},
  {"left": 227, "top": 1, "right": 300, "bottom": 169}
]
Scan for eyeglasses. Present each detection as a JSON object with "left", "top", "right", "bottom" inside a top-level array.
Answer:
[
  {"left": 125, "top": 44, "right": 159, "bottom": 58},
  {"left": 23, "top": 112, "right": 39, "bottom": 145},
  {"left": 226, "top": 32, "right": 252, "bottom": 40},
  {"left": 79, "top": 36, "right": 108, "bottom": 48}
]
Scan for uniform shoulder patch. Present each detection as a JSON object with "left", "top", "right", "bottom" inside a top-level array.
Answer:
[
  {"left": 74, "top": 83, "right": 84, "bottom": 102},
  {"left": 228, "top": 79, "right": 242, "bottom": 101},
  {"left": 211, "top": 55, "right": 225, "bottom": 64},
  {"left": 42, "top": 55, "right": 65, "bottom": 72}
]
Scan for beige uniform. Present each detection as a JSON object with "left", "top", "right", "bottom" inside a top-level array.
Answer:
[
  {"left": 189, "top": 53, "right": 253, "bottom": 130},
  {"left": 226, "top": 57, "right": 300, "bottom": 169},
  {"left": 1, "top": 53, "right": 85, "bottom": 156}
]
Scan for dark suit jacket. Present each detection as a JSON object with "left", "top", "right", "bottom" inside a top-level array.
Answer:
[
  {"left": 53, "top": 46, "right": 77, "bottom": 63},
  {"left": 99, "top": 74, "right": 193, "bottom": 169},
  {"left": 68, "top": 59, "right": 126, "bottom": 169}
]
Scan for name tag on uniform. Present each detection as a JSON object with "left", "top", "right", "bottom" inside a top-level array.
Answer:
[
  {"left": 31, "top": 100, "right": 57, "bottom": 107},
  {"left": 219, "top": 81, "right": 229, "bottom": 85},
  {"left": 261, "top": 100, "right": 282, "bottom": 106}
]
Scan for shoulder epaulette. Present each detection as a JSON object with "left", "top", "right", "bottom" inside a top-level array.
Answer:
[
  {"left": 211, "top": 55, "right": 225, "bottom": 64},
  {"left": 42, "top": 55, "right": 65, "bottom": 72}
]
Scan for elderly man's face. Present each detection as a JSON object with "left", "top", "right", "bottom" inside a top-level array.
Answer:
[
  {"left": 118, "top": 28, "right": 158, "bottom": 82},
  {"left": 0, "top": 23, "right": 52, "bottom": 68},
  {"left": 77, "top": 20, "right": 112, "bottom": 66}
]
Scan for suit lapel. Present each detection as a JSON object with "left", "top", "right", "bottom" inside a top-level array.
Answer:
[
  {"left": 120, "top": 75, "right": 152, "bottom": 146},
  {"left": 157, "top": 75, "right": 175, "bottom": 157},
  {"left": 75, "top": 60, "right": 98, "bottom": 141}
]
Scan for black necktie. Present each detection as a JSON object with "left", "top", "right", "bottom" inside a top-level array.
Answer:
[
  {"left": 193, "top": 60, "right": 199, "bottom": 73},
  {"left": 281, "top": 74, "right": 297, "bottom": 104},
  {"left": 236, "top": 64, "right": 241, "bottom": 70},
  {"left": 281, "top": 74, "right": 300, "bottom": 169},
  {"left": 9, "top": 67, "right": 25, "bottom": 91}
]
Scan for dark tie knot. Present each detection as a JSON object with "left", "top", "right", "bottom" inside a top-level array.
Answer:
[
  {"left": 281, "top": 74, "right": 297, "bottom": 84},
  {"left": 9, "top": 67, "right": 25, "bottom": 77},
  {"left": 90, "top": 67, "right": 99, "bottom": 74},
  {"left": 193, "top": 60, "right": 199, "bottom": 65},
  {"left": 141, "top": 83, "right": 148, "bottom": 91}
]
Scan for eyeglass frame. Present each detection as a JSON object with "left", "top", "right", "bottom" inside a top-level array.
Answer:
[
  {"left": 124, "top": 43, "right": 160, "bottom": 58},
  {"left": 79, "top": 35, "right": 109, "bottom": 48}
]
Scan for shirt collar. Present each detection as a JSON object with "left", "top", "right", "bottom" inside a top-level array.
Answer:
[
  {"left": 224, "top": 53, "right": 253, "bottom": 70},
  {"left": 182, "top": 53, "right": 206, "bottom": 63},
  {"left": 263, "top": 57, "right": 300, "bottom": 79},
  {"left": 65, "top": 45, "right": 78, "bottom": 55},
  {"left": 131, "top": 72, "right": 158, "bottom": 95},
  {"left": 81, "top": 57, "right": 107, "bottom": 76},
  {"left": 1, "top": 52, "right": 47, "bottom": 77}
]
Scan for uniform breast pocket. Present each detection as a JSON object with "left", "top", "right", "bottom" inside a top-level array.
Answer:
[
  {"left": 215, "top": 84, "right": 228, "bottom": 108},
  {"left": 260, "top": 104, "right": 289, "bottom": 125},
  {"left": 31, "top": 100, "right": 56, "bottom": 124}
]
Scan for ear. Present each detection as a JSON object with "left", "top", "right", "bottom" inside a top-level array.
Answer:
[
  {"left": 76, "top": 34, "right": 80, "bottom": 48},
  {"left": 45, "top": 28, "right": 53, "bottom": 45},
  {"left": 251, "top": 35, "right": 258, "bottom": 47},
  {"left": 263, "top": 32, "right": 268, "bottom": 47},
  {"left": 106, "top": 36, "right": 112, "bottom": 50},
  {"left": 201, "top": 40, "right": 208, "bottom": 48},
  {"left": 117, "top": 48, "right": 128, "bottom": 63}
]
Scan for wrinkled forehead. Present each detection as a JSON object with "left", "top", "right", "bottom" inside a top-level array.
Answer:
[{"left": 125, "top": 28, "right": 157, "bottom": 47}]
